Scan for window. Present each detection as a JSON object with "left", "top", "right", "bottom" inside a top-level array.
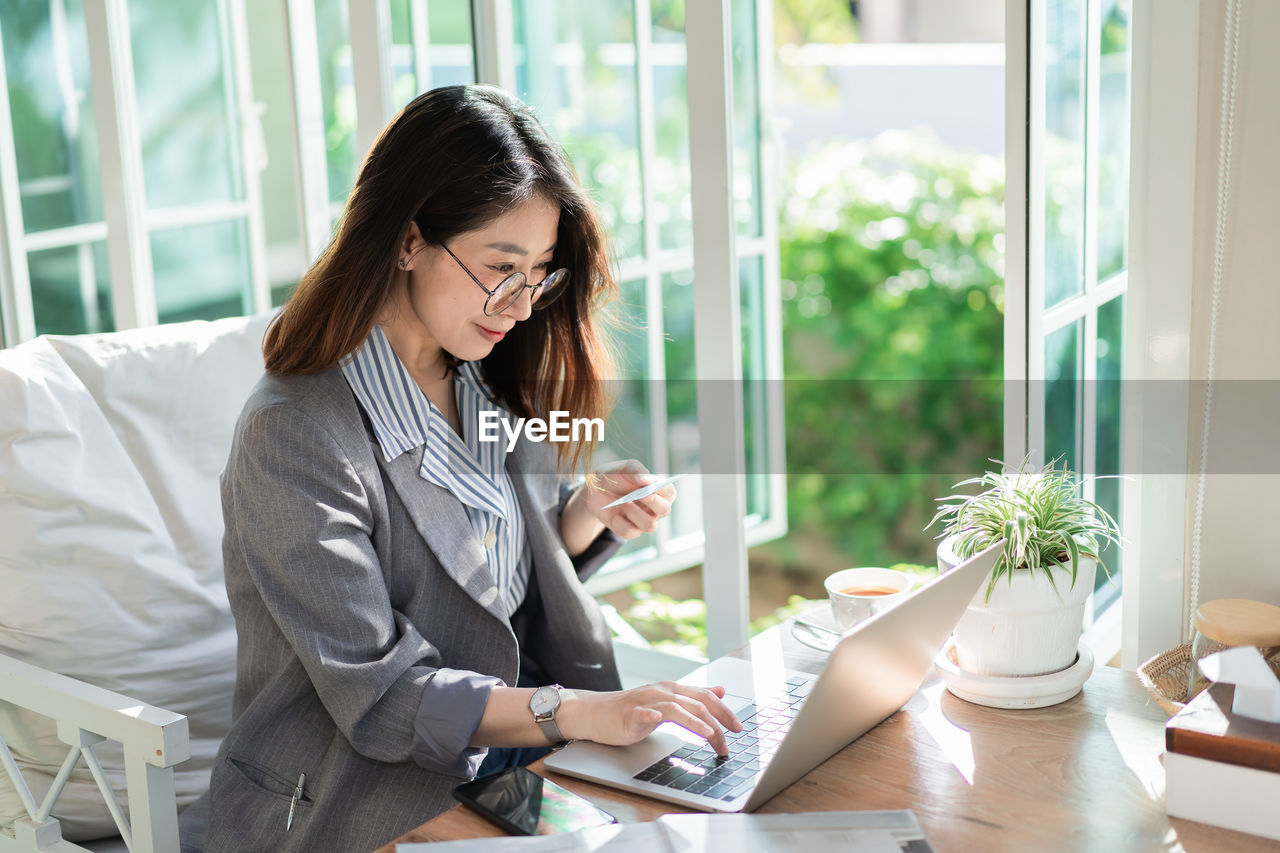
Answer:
[
  {"left": 505, "top": 1, "right": 783, "bottom": 597},
  {"left": 499, "top": 1, "right": 783, "bottom": 662},
  {"left": 282, "top": 0, "right": 476, "bottom": 277},
  {"left": 0, "top": 0, "right": 269, "bottom": 343},
  {"left": 1011, "top": 0, "right": 1131, "bottom": 653},
  {"left": 0, "top": 1, "right": 780, "bottom": 668}
]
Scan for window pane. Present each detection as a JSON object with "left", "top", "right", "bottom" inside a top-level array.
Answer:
[
  {"left": 153, "top": 218, "right": 251, "bottom": 324},
  {"left": 1094, "top": 295, "right": 1123, "bottom": 601},
  {"left": 30, "top": 241, "right": 112, "bottom": 335},
  {"left": 513, "top": 0, "right": 643, "bottom": 260},
  {"left": 131, "top": 0, "right": 243, "bottom": 208},
  {"left": 740, "top": 254, "right": 768, "bottom": 518},
  {"left": 732, "top": 0, "right": 762, "bottom": 240},
  {"left": 1042, "top": 0, "right": 1086, "bottom": 309},
  {"left": 652, "top": 1, "right": 691, "bottom": 252},
  {"left": 662, "top": 267, "right": 699, "bottom": 539},
  {"left": 1097, "top": 0, "right": 1130, "bottom": 281},
  {"left": 603, "top": 276, "right": 656, "bottom": 556},
  {"left": 389, "top": 0, "right": 475, "bottom": 100},
  {"left": 423, "top": 0, "right": 475, "bottom": 86},
  {"left": 314, "top": 0, "right": 357, "bottom": 206},
  {"left": 607, "top": 276, "right": 653, "bottom": 451},
  {"left": 1043, "top": 320, "right": 1081, "bottom": 471},
  {"left": 3, "top": 0, "right": 105, "bottom": 232},
  {"left": 389, "top": 0, "right": 416, "bottom": 100}
]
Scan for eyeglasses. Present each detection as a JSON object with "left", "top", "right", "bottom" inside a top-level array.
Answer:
[{"left": 440, "top": 243, "right": 570, "bottom": 317}]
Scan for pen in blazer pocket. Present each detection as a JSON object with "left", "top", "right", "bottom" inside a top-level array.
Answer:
[{"left": 287, "top": 772, "right": 305, "bottom": 831}]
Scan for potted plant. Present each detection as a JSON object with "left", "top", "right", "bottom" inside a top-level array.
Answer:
[{"left": 927, "top": 457, "right": 1122, "bottom": 679}]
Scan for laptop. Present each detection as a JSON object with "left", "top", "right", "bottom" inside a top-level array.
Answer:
[{"left": 544, "top": 541, "right": 1003, "bottom": 812}]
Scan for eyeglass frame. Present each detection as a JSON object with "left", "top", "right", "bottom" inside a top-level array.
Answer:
[{"left": 438, "top": 242, "right": 570, "bottom": 317}]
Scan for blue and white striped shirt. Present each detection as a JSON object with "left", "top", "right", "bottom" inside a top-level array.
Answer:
[{"left": 340, "top": 325, "right": 531, "bottom": 618}]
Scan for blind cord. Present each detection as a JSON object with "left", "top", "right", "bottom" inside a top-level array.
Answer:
[{"left": 1188, "top": 0, "right": 1242, "bottom": 636}]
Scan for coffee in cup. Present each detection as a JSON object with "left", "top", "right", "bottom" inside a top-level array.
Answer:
[
  {"left": 824, "top": 567, "right": 913, "bottom": 631},
  {"left": 838, "top": 584, "right": 901, "bottom": 597}
]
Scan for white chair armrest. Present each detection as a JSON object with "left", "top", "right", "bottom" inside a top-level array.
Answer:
[{"left": 0, "top": 653, "right": 189, "bottom": 853}]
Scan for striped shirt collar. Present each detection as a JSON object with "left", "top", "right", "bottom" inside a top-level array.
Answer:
[{"left": 340, "top": 325, "right": 511, "bottom": 521}]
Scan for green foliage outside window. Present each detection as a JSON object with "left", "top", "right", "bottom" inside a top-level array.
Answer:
[
  {"left": 613, "top": 130, "right": 1005, "bottom": 656},
  {"left": 772, "top": 131, "right": 1005, "bottom": 569},
  {"left": 619, "top": 561, "right": 937, "bottom": 656},
  {"left": 773, "top": 0, "right": 860, "bottom": 46}
]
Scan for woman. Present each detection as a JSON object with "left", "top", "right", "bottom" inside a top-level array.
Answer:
[{"left": 202, "top": 86, "right": 739, "bottom": 853}]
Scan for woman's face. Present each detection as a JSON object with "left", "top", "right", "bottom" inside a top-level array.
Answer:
[{"left": 393, "top": 196, "right": 561, "bottom": 365}]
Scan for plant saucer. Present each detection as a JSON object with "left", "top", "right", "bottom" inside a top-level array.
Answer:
[{"left": 934, "top": 639, "right": 1095, "bottom": 709}]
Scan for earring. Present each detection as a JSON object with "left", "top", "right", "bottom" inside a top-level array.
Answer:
[{"left": 398, "top": 257, "right": 408, "bottom": 269}]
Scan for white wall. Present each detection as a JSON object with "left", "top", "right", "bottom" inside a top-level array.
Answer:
[
  {"left": 774, "top": 44, "right": 1004, "bottom": 158},
  {"left": 1183, "top": 0, "right": 1280, "bottom": 612}
]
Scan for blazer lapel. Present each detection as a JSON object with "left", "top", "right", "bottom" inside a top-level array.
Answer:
[
  {"left": 378, "top": 446, "right": 508, "bottom": 623},
  {"left": 504, "top": 436, "right": 563, "bottom": 553},
  {"left": 505, "top": 438, "right": 617, "bottom": 666}
]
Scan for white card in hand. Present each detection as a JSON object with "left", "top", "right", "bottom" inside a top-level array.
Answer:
[{"left": 602, "top": 474, "right": 684, "bottom": 509}]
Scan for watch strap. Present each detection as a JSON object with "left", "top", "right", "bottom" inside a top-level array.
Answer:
[{"left": 535, "top": 715, "right": 567, "bottom": 746}]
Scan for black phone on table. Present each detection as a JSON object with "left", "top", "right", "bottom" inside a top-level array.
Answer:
[{"left": 452, "top": 766, "right": 619, "bottom": 836}]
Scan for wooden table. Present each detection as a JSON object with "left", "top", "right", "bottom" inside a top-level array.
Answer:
[{"left": 378, "top": 623, "right": 1277, "bottom": 852}]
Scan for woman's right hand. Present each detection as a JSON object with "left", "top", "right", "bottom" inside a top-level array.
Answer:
[{"left": 559, "top": 681, "right": 742, "bottom": 756}]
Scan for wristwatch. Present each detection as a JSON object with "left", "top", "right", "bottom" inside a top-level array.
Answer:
[{"left": 529, "top": 684, "right": 570, "bottom": 746}]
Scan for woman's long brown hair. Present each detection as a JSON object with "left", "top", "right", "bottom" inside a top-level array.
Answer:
[{"left": 263, "top": 86, "right": 617, "bottom": 472}]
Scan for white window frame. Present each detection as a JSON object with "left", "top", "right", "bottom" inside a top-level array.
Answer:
[
  {"left": 288, "top": 1, "right": 481, "bottom": 262},
  {"left": 0, "top": 18, "right": 33, "bottom": 348},
  {"left": 1009, "top": 0, "right": 1134, "bottom": 666},
  {"left": 283, "top": 0, "right": 335, "bottom": 265},
  {"left": 0, "top": 0, "right": 270, "bottom": 346},
  {"left": 602, "top": 0, "right": 785, "bottom": 658},
  {"left": 1119, "top": 0, "right": 1199, "bottom": 669},
  {"left": 1013, "top": 0, "right": 1201, "bottom": 669},
  {"left": 349, "top": 0, "right": 395, "bottom": 158}
]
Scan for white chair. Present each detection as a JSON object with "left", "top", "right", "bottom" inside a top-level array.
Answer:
[{"left": 0, "top": 314, "right": 272, "bottom": 852}]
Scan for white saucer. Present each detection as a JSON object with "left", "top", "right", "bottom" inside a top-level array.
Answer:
[
  {"left": 934, "top": 639, "right": 1095, "bottom": 709},
  {"left": 789, "top": 605, "right": 842, "bottom": 654}
]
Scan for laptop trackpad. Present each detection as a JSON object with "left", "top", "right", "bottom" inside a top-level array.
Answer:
[{"left": 678, "top": 655, "right": 799, "bottom": 707}]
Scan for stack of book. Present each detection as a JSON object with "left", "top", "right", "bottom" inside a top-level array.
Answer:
[{"left": 1164, "top": 680, "right": 1280, "bottom": 840}]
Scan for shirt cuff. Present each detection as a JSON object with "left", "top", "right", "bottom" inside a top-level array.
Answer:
[{"left": 411, "top": 669, "right": 505, "bottom": 778}]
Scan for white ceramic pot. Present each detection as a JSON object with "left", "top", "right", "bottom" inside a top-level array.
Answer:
[{"left": 937, "top": 535, "right": 1096, "bottom": 678}]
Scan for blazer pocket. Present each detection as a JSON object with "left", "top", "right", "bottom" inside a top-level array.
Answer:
[{"left": 225, "top": 755, "right": 314, "bottom": 807}]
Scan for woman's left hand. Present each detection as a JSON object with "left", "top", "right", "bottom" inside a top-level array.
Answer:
[
  {"left": 581, "top": 460, "right": 676, "bottom": 540},
  {"left": 560, "top": 460, "right": 677, "bottom": 554}
]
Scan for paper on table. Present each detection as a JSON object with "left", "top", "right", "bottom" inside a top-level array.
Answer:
[
  {"left": 396, "top": 810, "right": 932, "bottom": 853},
  {"left": 658, "top": 813, "right": 900, "bottom": 853},
  {"left": 396, "top": 822, "right": 664, "bottom": 853}
]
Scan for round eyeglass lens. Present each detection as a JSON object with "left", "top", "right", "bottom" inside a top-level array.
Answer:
[
  {"left": 488, "top": 272, "right": 527, "bottom": 314},
  {"left": 532, "top": 269, "right": 570, "bottom": 310}
]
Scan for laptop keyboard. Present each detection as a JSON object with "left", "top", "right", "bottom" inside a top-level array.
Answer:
[{"left": 630, "top": 674, "right": 816, "bottom": 801}]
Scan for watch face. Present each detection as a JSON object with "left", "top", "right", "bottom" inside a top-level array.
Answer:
[{"left": 530, "top": 686, "right": 560, "bottom": 715}]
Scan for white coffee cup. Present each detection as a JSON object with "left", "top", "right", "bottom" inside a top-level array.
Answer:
[{"left": 824, "top": 567, "right": 914, "bottom": 631}]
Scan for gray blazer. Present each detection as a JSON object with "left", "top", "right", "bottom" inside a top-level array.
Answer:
[{"left": 202, "top": 369, "right": 622, "bottom": 853}]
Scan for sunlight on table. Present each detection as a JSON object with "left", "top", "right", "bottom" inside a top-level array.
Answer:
[
  {"left": 1105, "top": 707, "right": 1167, "bottom": 800},
  {"left": 917, "top": 682, "right": 976, "bottom": 785}
]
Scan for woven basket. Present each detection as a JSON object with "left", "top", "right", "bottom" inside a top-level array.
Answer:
[
  {"left": 1138, "top": 642, "right": 1280, "bottom": 716},
  {"left": 1137, "top": 642, "right": 1199, "bottom": 716}
]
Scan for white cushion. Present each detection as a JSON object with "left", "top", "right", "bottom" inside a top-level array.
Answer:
[{"left": 0, "top": 314, "right": 271, "bottom": 841}]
